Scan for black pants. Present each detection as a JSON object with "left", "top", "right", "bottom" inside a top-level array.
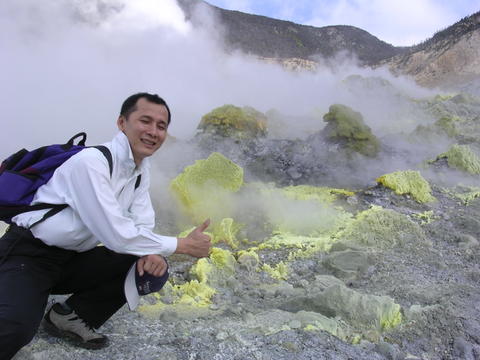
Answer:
[{"left": 0, "top": 225, "right": 138, "bottom": 360}]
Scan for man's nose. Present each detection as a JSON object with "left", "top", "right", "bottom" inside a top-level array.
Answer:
[{"left": 146, "top": 124, "right": 158, "bottom": 138}]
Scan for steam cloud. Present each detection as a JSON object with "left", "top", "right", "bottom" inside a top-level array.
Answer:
[
  {"left": 3, "top": 0, "right": 466, "bottom": 230},
  {"left": 1, "top": 0, "right": 434, "bottom": 155}
]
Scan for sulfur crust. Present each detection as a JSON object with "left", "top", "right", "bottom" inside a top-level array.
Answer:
[
  {"left": 261, "top": 261, "right": 289, "bottom": 280},
  {"left": 198, "top": 104, "right": 267, "bottom": 139},
  {"left": 376, "top": 170, "right": 436, "bottom": 203},
  {"left": 437, "top": 144, "right": 480, "bottom": 174},
  {"left": 170, "top": 152, "right": 244, "bottom": 223}
]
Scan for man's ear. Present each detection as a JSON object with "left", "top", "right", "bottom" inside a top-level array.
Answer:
[{"left": 117, "top": 115, "right": 126, "bottom": 131}]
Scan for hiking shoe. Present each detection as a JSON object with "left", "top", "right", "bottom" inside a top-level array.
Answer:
[{"left": 43, "top": 303, "right": 109, "bottom": 349}]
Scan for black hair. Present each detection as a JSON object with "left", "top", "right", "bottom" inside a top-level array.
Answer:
[{"left": 120, "top": 92, "right": 171, "bottom": 124}]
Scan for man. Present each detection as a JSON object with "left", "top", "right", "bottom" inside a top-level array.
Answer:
[{"left": 0, "top": 93, "right": 212, "bottom": 359}]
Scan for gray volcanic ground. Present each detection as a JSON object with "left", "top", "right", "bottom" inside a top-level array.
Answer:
[
  {"left": 11, "top": 78, "right": 480, "bottom": 360},
  {"left": 3, "top": 1, "right": 480, "bottom": 360}
]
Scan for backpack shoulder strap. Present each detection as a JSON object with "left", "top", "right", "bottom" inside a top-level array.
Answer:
[
  {"left": 86, "top": 145, "right": 141, "bottom": 189},
  {"left": 93, "top": 145, "right": 113, "bottom": 177},
  {"left": 135, "top": 175, "right": 142, "bottom": 190},
  {"left": 28, "top": 204, "right": 68, "bottom": 229},
  {"left": 27, "top": 146, "right": 112, "bottom": 228}
]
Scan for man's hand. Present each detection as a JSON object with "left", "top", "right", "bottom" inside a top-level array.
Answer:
[
  {"left": 175, "top": 219, "right": 212, "bottom": 258},
  {"left": 137, "top": 254, "right": 168, "bottom": 277}
]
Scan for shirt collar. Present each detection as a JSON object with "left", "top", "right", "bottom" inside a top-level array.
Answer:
[{"left": 112, "top": 132, "right": 150, "bottom": 175}]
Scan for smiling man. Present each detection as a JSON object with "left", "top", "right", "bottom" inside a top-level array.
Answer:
[
  {"left": 117, "top": 96, "right": 169, "bottom": 164},
  {"left": 0, "top": 93, "right": 212, "bottom": 359}
]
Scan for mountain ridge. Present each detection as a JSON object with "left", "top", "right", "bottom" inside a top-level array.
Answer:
[
  {"left": 380, "top": 11, "right": 480, "bottom": 88},
  {"left": 178, "top": 0, "right": 406, "bottom": 65},
  {"left": 178, "top": 0, "right": 480, "bottom": 89}
]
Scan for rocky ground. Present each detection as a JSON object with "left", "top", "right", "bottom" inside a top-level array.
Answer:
[
  {"left": 12, "top": 181, "right": 480, "bottom": 360},
  {"left": 11, "top": 80, "right": 480, "bottom": 360}
]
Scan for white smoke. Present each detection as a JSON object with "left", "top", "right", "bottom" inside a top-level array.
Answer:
[
  {"left": 0, "top": 0, "right": 437, "bottom": 158},
  {"left": 78, "top": 0, "right": 191, "bottom": 34},
  {"left": 2, "top": 0, "right": 472, "bottom": 233}
]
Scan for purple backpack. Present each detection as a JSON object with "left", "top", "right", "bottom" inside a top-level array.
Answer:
[{"left": 0, "top": 132, "right": 112, "bottom": 227}]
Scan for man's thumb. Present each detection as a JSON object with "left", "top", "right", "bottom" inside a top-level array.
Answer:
[{"left": 197, "top": 218, "right": 210, "bottom": 232}]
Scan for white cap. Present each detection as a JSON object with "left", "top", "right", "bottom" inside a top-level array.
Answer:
[
  {"left": 124, "top": 263, "right": 140, "bottom": 310},
  {"left": 124, "top": 260, "right": 170, "bottom": 311}
]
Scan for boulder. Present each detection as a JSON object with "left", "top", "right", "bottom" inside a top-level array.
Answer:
[
  {"left": 436, "top": 144, "right": 480, "bottom": 174},
  {"left": 322, "top": 104, "right": 380, "bottom": 157},
  {"left": 170, "top": 152, "right": 244, "bottom": 223},
  {"left": 197, "top": 104, "right": 267, "bottom": 139},
  {"left": 376, "top": 170, "right": 436, "bottom": 203},
  {"left": 334, "top": 206, "right": 427, "bottom": 249}
]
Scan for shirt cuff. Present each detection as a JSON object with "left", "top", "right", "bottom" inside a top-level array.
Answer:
[{"left": 156, "top": 235, "right": 178, "bottom": 256}]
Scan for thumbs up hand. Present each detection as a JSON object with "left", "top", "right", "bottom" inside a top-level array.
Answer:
[{"left": 175, "top": 219, "right": 212, "bottom": 258}]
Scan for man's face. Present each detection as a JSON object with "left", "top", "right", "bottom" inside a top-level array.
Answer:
[{"left": 117, "top": 97, "right": 169, "bottom": 166}]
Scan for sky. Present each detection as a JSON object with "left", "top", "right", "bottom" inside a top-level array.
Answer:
[{"left": 205, "top": 0, "right": 479, "bottom": 46}]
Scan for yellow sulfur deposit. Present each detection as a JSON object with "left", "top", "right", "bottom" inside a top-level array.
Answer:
[
  {"left": 262, "top": 261, "right": 289, "bottom": 280},
  {"left": 247, "top": 182, "right": 353, "bottom": 237},
  {"left": 173, "top": 280, "right": 216, "bottom": 307},
  {"left": 281, "top": 185, "right": 355, "bottom": 204},
  {"left": 434, "top": 116, "right": 462, "bottom": 137},
  {"left": 323, "top": 104, "right": 380, "bottom": 157},
  {"left": 209, "top": 247, "right": 237, "bottom": 274},
  {"left": 177, "top": 248, "right": 238, "bottom": 305},
  {"left": 376, "top": 170, "right": 436, "bottom": 203},
  {"left": 287, "top": 238, "right": 336, "bottom": 261},
  {"left": 303, "top": 324, "right": 318, "bottom": 331},
  {"left": 138, "top": 277, "right": 216, "bottom": 315},
  {"left": 380, "top": 303, "right": 403, "bottom": 330},
  {"left": 170, "top": 152, "right": 244, "bottom": 223},
  {"left": 190, "top": 247, "right": 237, "bottom": 284},
  {"left": 260, "top": 232, "right": 334, "bottom": 252},
  {"left": 436, "top": 144, "right": 480, "bottom": 174},
  {"left": 177, "top": 218, "right": 242, "bottom": 249},
  {"left": 140, "top": 247, "right": 238, "bottom": 316},
  {"left": 410, "top": 210, "right": 436, "bottom": 225},
  {"left": 432, "top": 94, "right": 455, "bottom": 102},
  {"left": 211, "top": 218, "right": 243, "bottom": 249},
  {"left": 336, "top": 205, "right": 427, "bottom": 249},
  {"left": 317, "top": 284, "right": 402, "bottom": 332},
  {"left": 173, "top": 249, "right": 237, "bottom": 306},
  {"left": 236, "top": 249, "right": 260, "bottom": 270},
  {"left": 197, "top": 104, "right": 268, "bottom": 139},
  {"left": 190, "top": 258, "right": 215, "bottom": 284},
  {"left": 446, "top": 186, "right": 480, "bottom": 205}
]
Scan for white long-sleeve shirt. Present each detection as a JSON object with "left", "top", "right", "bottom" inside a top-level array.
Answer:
[{"left": 13, "top": 132, "right": 177, "bottom": 257}]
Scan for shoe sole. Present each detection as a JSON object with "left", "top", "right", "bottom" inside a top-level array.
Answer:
[{"left": 43, "top": 318, "right": 109, "bottom": 350}]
